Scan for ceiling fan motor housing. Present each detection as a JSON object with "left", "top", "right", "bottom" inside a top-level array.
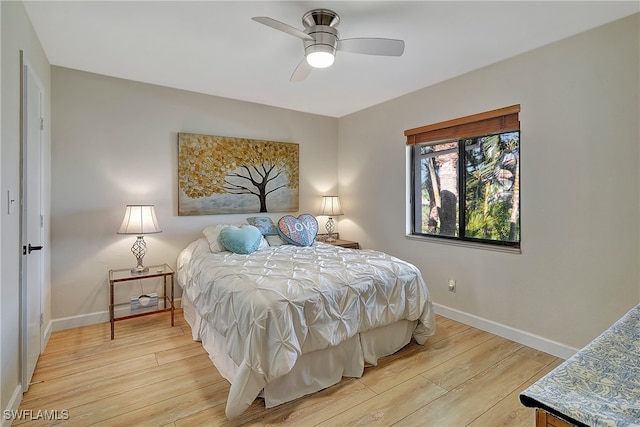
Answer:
[
  {"left": 303, "top": 25, "right": 338, "bottom": 57},
  {"left": 302, "top": 9, "right": 340, "bottom": 28}
]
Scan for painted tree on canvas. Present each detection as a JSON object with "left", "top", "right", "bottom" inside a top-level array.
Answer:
[{"left": 178, "top": 134, "right": 299, "bottom": 213}]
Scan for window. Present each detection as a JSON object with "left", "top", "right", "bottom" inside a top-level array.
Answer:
[{"left": 405, "top": 105, "right": 520, "bottom": 248}]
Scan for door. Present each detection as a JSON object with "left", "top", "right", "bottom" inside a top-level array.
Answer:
[{"left": 21, "top": 60, "right": 44, "bottom": 392}]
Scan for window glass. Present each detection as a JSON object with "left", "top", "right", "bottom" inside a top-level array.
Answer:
[
  {"left": 417, "top": 141, "right": 459, "bottom": 237},
  {"left": 412, "top": 131, "right": 520, "bottom": 247}
]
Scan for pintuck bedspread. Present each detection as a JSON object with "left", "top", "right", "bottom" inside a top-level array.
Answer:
[
  {"left": 177, "top": 238, "right": 435, "bottom": 418},
  {"left": 520, "top": 304, "right": 640, "bottom": 427}
]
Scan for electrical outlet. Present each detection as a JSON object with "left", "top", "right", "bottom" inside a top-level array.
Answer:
[{"left": 448, "top": 279, "right": 456, "bottom": 292}]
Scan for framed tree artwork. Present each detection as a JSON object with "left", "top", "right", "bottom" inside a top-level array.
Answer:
[{"left": 178, "top": 133, "right": 299, "bottom": 215}]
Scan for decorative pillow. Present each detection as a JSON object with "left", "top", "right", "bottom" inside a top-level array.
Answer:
[
  {"left": 265, "top": 234, "right": 287, "bottom": 246},
  {"left": 257, "top": 235, "right": 270, "bottom": 250},
  {"left": 246, "top": 216, "right": 278, "bottom": 235},
  {"left": 202, "top": 224, "right": 228, "bottom": 253},
  {"left": 277, "top": 214, "right": 318, "bottom": 246},
  {"left": 219, "top": 225, "right": 263, "bottom": 254}
]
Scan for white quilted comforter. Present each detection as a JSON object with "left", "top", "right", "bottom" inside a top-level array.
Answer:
[{"left": 177, "top": 238, "right": 435, "bottom": 417}]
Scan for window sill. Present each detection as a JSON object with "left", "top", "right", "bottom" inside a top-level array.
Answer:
[{"left": 405, "top": 234, "right": 521, "bottom": 254}]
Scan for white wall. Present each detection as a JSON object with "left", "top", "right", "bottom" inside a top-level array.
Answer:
[
  {"left": 1, "top": 0, "right": 51, "bottom": 420},
  {"left": 339, "top": 14, "right": 640, "bottom": 353},
  {"left": 51, "top": 67, "right": 339, "bottom": 326}
]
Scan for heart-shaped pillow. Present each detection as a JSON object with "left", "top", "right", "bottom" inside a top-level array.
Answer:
[
  {"left": 219, "top": 225, "right": 263, "bottom": 254},
  {"left": 277, "top": 214, "right": 318, "bottom": 246}
]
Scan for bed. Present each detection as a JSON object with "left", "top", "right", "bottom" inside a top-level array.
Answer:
[
  {"left": 520, "top": 304, "right": 640, "bottom": 427},
  {"left": 176, "top": 235, "right": 436, "bottom": 419}
]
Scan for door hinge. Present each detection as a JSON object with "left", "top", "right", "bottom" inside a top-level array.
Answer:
[
  {"left": 40, "top": 215, "right": 44, "bottom": 228},
  {"left": 40, "top": 117, "right": 44, "bottom": 130},
  {"left": 40, "top": 313, "right": 44, "bottom": 325}
]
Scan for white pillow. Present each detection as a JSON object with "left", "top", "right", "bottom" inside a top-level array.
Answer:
[
  {"left": 258, "top": 236, "right": 270, "bottom": 250},
  {"left": 265, "top": 234, "right": 287, "bottom": 246},
  {"left": 202, "top": 224, "right": 228, "bottom": 253}
]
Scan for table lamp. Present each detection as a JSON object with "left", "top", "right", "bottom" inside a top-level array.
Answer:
[
  {"left": 319, "top": 196, "right": 343, "bottom": 242},
  {"left": 117, "top": 204, "right": 162, "bottom": 274}
]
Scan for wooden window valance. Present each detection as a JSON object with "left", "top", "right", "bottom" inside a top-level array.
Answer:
[{"left": 405, "top": 104, "right": 520, "bottom": 146}]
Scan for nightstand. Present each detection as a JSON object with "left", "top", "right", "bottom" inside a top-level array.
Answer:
[
  {"left": 108, "top": 264, "right": 174, "bottom": 339},
  {"left": 325, "top": 239, "right": 360, "bottom": 249}
]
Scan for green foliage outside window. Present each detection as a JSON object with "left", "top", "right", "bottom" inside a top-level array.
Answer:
[{"left": 412, "top": 131, "right": 520, "bottom": 247}]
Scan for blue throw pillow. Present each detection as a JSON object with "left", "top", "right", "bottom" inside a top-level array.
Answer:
[
  {"left": 219, "top": 225, "right": 263, "bottom": 254},
  {"left": 246, "top": 216, "right": 278, "bottom": 235}
]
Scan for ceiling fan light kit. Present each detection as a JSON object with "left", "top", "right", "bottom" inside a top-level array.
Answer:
[
  {"left": 306, "top": 49, "right": 335, "bottom": 68},
  {"left": 252, "top": 8, "right": 404, "bottom": 81}
]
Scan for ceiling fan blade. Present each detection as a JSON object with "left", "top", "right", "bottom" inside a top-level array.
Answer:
[
  {"left": 337, "top": 38, "right": 405, "bottom": 56},
  {"left": 252, "top": 17, "right": 313, "bottom": 41},
  {"left": 290, "top": 59, "right": 312, "bottom": 82}
]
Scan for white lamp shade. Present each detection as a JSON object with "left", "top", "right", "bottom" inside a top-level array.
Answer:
[
  {"left": 320, "top": 196, "right": 343, "bottom": 216},
  {"left": 117, "top": 205, "right": 162, "bottom": 235}
]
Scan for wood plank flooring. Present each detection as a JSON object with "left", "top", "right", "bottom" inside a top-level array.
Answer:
[{"left": 16, "top": 310, "right": 562, "bottom": 426}]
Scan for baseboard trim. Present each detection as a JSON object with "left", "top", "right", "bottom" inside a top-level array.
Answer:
[
  {"left": 42, "top": 320, "right": 53, "bottom": 349},
  {"left": 1, "top": 385, "right": 24, "bottom": 427},
  {"left": 51, "top": 298, "right": 183, "bottom": 332},
  {"left": 432, "top": 303, "right": 578, "bottom": 360},
  {"left": 51, "top": 310, "right": 109, "bottom": 332},
  {"left": 49, "top": 300, "right": 574, "bottom": 358}
]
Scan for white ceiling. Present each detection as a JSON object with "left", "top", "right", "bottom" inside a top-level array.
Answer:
[{"left": 23, "top": 1, "right": 639, "bottom": 118}]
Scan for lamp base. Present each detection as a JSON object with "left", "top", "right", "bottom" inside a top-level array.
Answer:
[
  {"left": 325, "top": 217, "right": 337, "bottom": 242},
  {"left": 131, "top": 265, "right": 149, "bottom": 274},
  {"left": 130, "top": 236, "right": 149, "bottom": 274}
]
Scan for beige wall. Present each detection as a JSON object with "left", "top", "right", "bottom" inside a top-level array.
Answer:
[
  {"left": 1, "top": 0, "right": 51, "bottom": 418},
  {"left": 50, "top": 67, "right": 339, "bottom": 326},
  {"left": 339, "top": 14, "right": 640, "bottom": 354},
  {"left": 48, "top": 14, "right": 639, "bottom": 359}
]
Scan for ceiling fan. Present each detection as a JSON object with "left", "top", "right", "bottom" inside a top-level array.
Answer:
[{"left": 252, "top": 8, "right": 405, "bottom": 82}]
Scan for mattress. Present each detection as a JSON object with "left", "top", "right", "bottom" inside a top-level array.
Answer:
[
  {"left": 520, "top": 304, "right": 640, "bottom": 427},
  {"left": 177, "top": 238, "right": 436, "bottom": 418}
]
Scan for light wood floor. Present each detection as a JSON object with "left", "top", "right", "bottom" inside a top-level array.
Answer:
[{"left": 16, "top": 310, "right": 562, "bottom": 426}]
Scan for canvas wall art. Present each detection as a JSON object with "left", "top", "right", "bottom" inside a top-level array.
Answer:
[{"left": 178, "top": 133, "right": 299, "bottom": 215}]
